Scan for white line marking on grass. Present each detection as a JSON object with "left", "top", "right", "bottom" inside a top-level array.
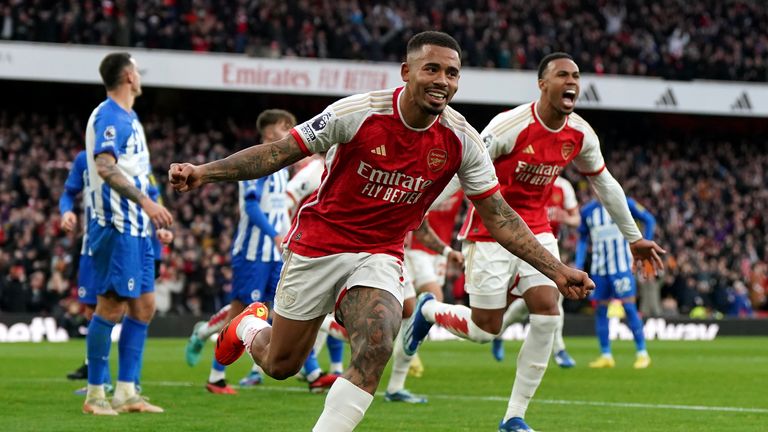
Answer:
[{"left": 26, "top": 378, "right": 768, "bottom": 414}]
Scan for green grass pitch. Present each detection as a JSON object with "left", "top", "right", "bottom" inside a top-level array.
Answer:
[{"left": 1, "top": 337, "right": 766, "bottom": 431}]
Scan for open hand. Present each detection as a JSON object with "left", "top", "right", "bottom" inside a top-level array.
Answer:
[{"left": 630, "top": 239, "right": 666, "bottom": 277}]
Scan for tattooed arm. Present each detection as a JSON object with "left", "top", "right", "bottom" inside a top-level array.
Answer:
[
  {"left": 413, "top": 218, "right": 463, "bottom": 266},
  {"left": 95, "top": 154, "right": 173, "bottom": 228},
  {"left": 472, "top": 191, "right": 592, "bottom": 299},
  {"left": 169, "top": 135, "right": 306, "bottom": 192}
]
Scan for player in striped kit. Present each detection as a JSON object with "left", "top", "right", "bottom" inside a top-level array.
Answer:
[
  {"left": 82, "top": 52, "right": 173, "bottom": 415},
  {"left": 187, "top": 110, "right": 337, "bottom": 394},
  {"left": 60, "top": 150, "right": 102, "bottom": 383},
  {"left": 403, "top": 52, "right": 665, "bottom": 431},
  {"left": 575, "top": 198, "right": 656, "bottom": 369}
]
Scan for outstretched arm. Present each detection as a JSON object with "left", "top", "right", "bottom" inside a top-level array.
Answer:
[
  {"left": 587, "top": 170, "right": 665, "bottom": 274},
  {"left": 169, "top": 135, "right": 306, "bottom": 192},
  {"left": 472, "top": 191, "right": 593, "bottom": 299},
  {"left": 96, "top": 153, "right": 173, "bottom": 229}
]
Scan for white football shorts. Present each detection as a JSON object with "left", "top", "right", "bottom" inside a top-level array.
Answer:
[
  {"left": 273, "top": 250, "right": 405, "bottom": 321},
  {"left": 462, "top": 232, "right": 559, "bottom": 309},
  {"left": 404, "top": 249, "right": 448, "bottom": 290}
]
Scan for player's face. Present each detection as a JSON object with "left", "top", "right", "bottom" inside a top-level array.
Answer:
[
  {"left": 127, "top": 58, "right": 142, "bottom": 97},
  {"left": 261, "top": 121, "right": 292, "bottom": 143},
  {"left": 403, "top": 45, "right": 460, "bottom": 116},
  {"left": 539, "top": 58, "right": 580, "bottom": 115}
]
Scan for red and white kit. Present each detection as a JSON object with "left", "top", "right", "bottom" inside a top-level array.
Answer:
[
  {"left": 276, "top": 87, "right": 499, "bottom": 320},
  {"left": 547, "top": 176, "right": 578, "bottom": 236},
  {"left": 458, "top": 102, "right": 605, "bottom": 308},
  {"left": 406, "top": 190, "right": 464, "bottom": 289}
]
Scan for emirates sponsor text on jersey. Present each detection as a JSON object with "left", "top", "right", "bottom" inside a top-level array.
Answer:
[
  {"left": 357, "top": 160, "right": 433, "bottom": 204},
  {"left": 514, "top": 160, "right": 564, "bottom": 186}
]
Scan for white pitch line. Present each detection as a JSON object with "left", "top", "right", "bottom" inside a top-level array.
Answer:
[{"left": 22, "top": 378, "right": 768, "bottom": 414}]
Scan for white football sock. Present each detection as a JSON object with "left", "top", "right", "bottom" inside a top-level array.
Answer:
[
  {"left": 552, "top": 296, "right": 566, "bottom": 353},
  {"left": 114, "top": 380, "right": 137, "bottom": 402},
  {"left": 501, "top": 299, "right": 529, "bottom": 331},
  {"left": 313, "top": 325, "right": 328, "bottom": 356},
  {"left": 330, "top": 361, "right": 344, "bottom": 374},
  {"left": 196, "top": 304, "right": 232, "bottom": 339},
  {"left": 236, "top": 315, "right": 270, "bottom": 340},
  {"left": 422, "top": 301, "right": 496, "bottom": 342},
  {"left": 306, "top": 368, "right": 322, "bottom": 383},
  {"left": 385, "top": 321, "right": 412, "bottom": 394},
  {"left": 208, "top": 368, "right": 226, "bottom": 383},
  {"left": 85, "top": 384, "right": 105, "bottom": 400},
  {"left": 504, "top": 314, "right": 558, "bottom": 421},
  {"left": 313, "top": 378, "right": 374, "bottom": 432}
]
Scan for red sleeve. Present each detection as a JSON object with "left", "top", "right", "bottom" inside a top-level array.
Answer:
[
  {"left": 579, "top": 164, "right": 606, "bottom": 177},
  {"left": 467, "top": 183, "right": 500, "bottom": 201},
  {"left": 290, "top": 128, "right": 312, "bottom": 156}
]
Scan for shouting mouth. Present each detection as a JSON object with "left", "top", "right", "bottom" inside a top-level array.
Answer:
[{"left": 562, "top": 89, "right": 577, "bottom": 109}]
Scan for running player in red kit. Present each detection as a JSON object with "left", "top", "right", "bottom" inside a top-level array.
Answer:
[
  {"left": 404, "top": 52, "right": 665, "bottom": 432},
  {"left": 170, "top": 36, "right": 593, "bottom": 432}
]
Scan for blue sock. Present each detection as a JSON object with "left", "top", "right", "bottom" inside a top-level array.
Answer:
[
  {"left": 212, "top": 359, "right": 226, "bottom": 372},
  {"left": 623, "top": 302, "right": 647, "bottom": 352},
  {"left": 135, "top": 343, "right": 143, "bottom": 388},
  {"left": 87, "top": 315, "right": 115, "bottom": 386},
  {"left": 118, "top": 316, "right": 148, "bottom": 383},
  {"left": 326, "top": 336, "right": 344, "bottom": 364},
  {"left": 595, "top": 304, "right": 611, "bottom": 355},
  {"left": 303, "top": 349, "right": 321, "bottom": 377},
  {"left": 103, "top": 360, "right": 112, "bottom": 386}
]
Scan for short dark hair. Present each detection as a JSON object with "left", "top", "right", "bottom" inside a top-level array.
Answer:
[
  {"left": 256, "top": 109, "right": 297, "bottom": 134},
  {"left": 537, "top": 52, "right": 574, "bottom": 79},
  {"left": 99, "top": 52, "right": 133, "bottom": 90},
  {"left": 406, "top": 31, "right": 461, "bottom": 57}
]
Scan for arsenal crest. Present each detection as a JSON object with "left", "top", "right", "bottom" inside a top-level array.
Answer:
[
  {"left": 428, "top": 149, "right": 447, "bottom": 172},
  {"left": 561, "top": 142, "right": 575, "bottom": 160}
]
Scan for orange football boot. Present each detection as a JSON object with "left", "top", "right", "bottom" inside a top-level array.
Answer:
[{"left": 215, "top": 302, "right": 269, "bottom": 365}]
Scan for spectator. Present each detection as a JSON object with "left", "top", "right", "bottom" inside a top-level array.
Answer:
[{"left": 2, "top": 1, "right": 768, "bottom": 81}]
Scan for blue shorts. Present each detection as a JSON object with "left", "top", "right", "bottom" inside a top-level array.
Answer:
[
  {"left": 231, "top": 255, "right": 282, "bottom": 305},
  {"left": 77, "top": 254, "right": 96, "bottom": 305},
  {"left": 590, "top": 271, "right": 637, "bottom": 301},
  {"left": 89, "top": 223, "right": 155, "bottom": 299}
]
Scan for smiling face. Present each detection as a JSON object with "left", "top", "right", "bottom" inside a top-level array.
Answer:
[
  {"left": 402, "top": 44, "right": 461, "bottom": 116},
  {"left": 538, "top": 58, "right": 580, "bottom": 115}
]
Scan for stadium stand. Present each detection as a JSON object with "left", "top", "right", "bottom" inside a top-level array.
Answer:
[
  {"left": 1, "top": 103, "right": 766, "bottom": 319},
  {"left": 1, "top": 0, "right": 767, "bottom": 81},
  {"left": 1, "top": 1, "right": 767, "bottom": 323}
]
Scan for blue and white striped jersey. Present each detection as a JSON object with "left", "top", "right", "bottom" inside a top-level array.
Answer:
[
  {"left": 575, "top": 198, "right": 655, "bottom": 276},
  {"left": 59, "top": 150, "right": 95, "bottom": 255},
  {"left": 85, "top": 97, "right": 152, "bottom": 237},
  {"left": 232, "top": 169, "right": 290, "bottom": 262}
]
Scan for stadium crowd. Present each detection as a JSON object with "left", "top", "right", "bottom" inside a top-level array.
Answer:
[
  {"left": 2, "top": 0, "right": 767, "bottom": 82},
  {"left": 0, "top": 109, "right": 766, "bottom": 322}
]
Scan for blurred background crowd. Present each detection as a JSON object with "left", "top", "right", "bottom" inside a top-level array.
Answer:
[
  {"left": 2, "top": 0, "right": 767, "bottom": 81},
  {"left": 1, "top": 0, "right": 767, "bottom": 327},
  {"left": 1, "top": 109, "right": 765, "bottom": 321}
]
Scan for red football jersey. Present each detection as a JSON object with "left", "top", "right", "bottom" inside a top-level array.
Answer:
[
  {"left": 410, "top": 190, "right": 464, "bottom": 254},
  {"left": 461, "top": 102, "right": 604, "bottom": 242},
  {"left": 288, "top": 87, "right": 499, "bottom": 259},
  {"left": 547, "top": 176, "right": 578, "bottom": 235}
]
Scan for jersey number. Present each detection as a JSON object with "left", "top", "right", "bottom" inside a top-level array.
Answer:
[{"left": 613, "top": 277, "right": 632, "bottom": 295}]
